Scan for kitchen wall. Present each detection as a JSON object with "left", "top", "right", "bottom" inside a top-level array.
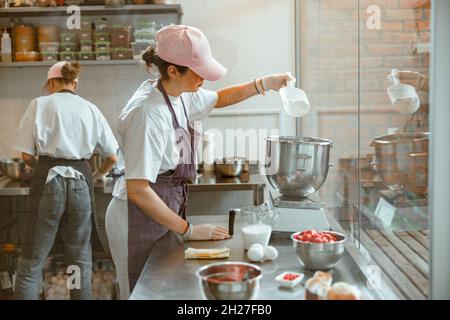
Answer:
[{"left": 0, "top": 0, "right": 296, "bottom": 214}]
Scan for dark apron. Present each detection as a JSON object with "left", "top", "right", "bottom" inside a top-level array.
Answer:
[
  {"left": 21, "top": 156, "right": 103, "bottom": 259},
  {"left": 127, "top": 80, "right": 199, "bottom": 291}
]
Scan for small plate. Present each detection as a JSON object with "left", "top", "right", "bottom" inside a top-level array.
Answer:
[{"left": 275, "top": 271, "right": 304, "bottom": 288}]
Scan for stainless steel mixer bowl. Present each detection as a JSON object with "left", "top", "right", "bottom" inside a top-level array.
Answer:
[
  {"left": 370, "top": 132, "right": 429, "bottom": 194},
  {"left": 196, "top": 262, "right": 262, "bottom": 300},
  {"left": 264, "top": 136, "right": 333, "bottom": 198},
  {"left": 0, "top": 158, "right": 26, "bottom": 181}
]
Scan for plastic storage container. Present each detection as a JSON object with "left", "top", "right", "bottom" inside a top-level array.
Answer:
[
  {"left": 131, "top": 41, "right": 154, "bottom": 59},
  {"left": 15, "top": 51, "right": 40, "bottom": 62},
  {"left": 95, "top": 41, "right": 111, "bottom": 51},
  {"left": 37, "top": 25, "right": 59, "bottom": 43},
  {"left": 59, "top": 51, "right": 78, "bottom": 61},
  {"left": 38, "top": 42, "right": 59, "bottom": 53},
  {"left": 14, "top": 25, "right": 36, "bottom": 52},
  {"left": 41, "top": 52, "right": 59, "bottom": 62},
  {"left": 79, "top": 30, "right": 93, "bottom": 41},
  {"left": 105, "top": 0, "right": 125, "bottom": 7},
  {"left": 80, "top": 40, "right": 93, "bottom": 52},
  {"left": 80, "top": 20, "right": 93, "bottom": 31},
  {"left": 111, "top": 25, "right": 131, "bottom": 48},
  {"left": 94, "top": 20, "right": 109, "bottom": 32},
  {"left": 79, "top": 51, "right": 95, "bottom": 61},
  {"left": 60, "top": 31, "right": 78, "bottom": 43},
  {"left": 60, "top": 42, "right": 78, "bottom": 52},
  {"left": 95, "top": 50, "right": 111, "bottom": 61},
  {"left": 134, "top": 29, "right": 156, "bottom": 42},
  {"left": 111, "top": 48, "right": 132, "bottom": 60},
  {"left": 94, "top": 32, "right": 110, "bottom": 42}
]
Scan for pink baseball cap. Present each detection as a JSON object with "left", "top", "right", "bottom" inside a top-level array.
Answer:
[
  {"left": 156, "top": 25, "right": 227, "bottom": 81},
  {"left": 46, "top": 61, "right": 78, "bottom": 82}
]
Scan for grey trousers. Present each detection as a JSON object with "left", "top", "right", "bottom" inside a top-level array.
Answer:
[{"left": 14, "top": 176, "right": 93, "bottom": 300}]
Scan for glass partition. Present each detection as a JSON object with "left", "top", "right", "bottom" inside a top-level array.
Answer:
[{"left": 298, "top": 0, "right": 431, "bottom": 299}]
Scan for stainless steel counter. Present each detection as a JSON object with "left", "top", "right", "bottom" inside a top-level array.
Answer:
[
  {"left": 0, "top": 172, "right": 266, "bottom": 205},
  {"left": 130, "top": 215, "right": 387, "bottom": 300}
]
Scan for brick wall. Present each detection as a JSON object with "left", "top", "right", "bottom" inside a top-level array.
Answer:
[{"left": 299, "top": 0, "right": 431, "bottom": 204}]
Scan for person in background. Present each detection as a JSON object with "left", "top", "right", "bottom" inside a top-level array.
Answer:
[
  {"left": 105, "top": 24, "right": 294, "bottom": 299},
  {"left": 13, "top": 61, "right": 119, "bottom": 300}
]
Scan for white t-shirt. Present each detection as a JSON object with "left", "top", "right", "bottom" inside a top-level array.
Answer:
[
  {"left": 14, "top": 92, "right": 119, "bottom": 182},
  {"left": 112, "top": 80, "right": 218, "bottom": 200}
]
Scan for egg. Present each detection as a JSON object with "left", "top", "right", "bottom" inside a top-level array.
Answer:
[
  {"left": 264, "top": 246, "right": 279, "bottom": 261},
  {"left": 247, "top": 245, "right": 264, "bottom": 262},
  {"left": 249, "top": 243, "right": 264, "bottom": 252}
]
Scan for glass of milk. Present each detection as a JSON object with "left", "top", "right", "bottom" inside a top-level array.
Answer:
[
  {"left": 279, "top": 72, "right": 311, "bottom": 118},
  {"left": 240, "top": 206, "right": 277, "bottom": 250}
]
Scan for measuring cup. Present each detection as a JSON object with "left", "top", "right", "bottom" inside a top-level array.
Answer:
[
  {"left": 279, "top": 72, "right": 310, "bottom": 118},
  {"left": 387, "top": 69, "right": 420, "bottom": 115}
]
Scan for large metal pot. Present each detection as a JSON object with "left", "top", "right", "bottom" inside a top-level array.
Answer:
[
  {"left": 265, "top": 136, "right": 333, "bottom": 199},
  {"left": 370, "top": 132, "right": 429, "bottom": 194}
]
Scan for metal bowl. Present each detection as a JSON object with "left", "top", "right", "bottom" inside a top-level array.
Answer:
[
  {"left": 215, "top": 157, "right": 245, "bottom": 177},
  {"left": 265, "top": 136, "right": 333, "bottom": 199},
  {"left": 0, "top": 158, "right": 26, "bottom": 181},
  {"left": 291, "top": 231, "right": 346, "bottom": 270},
  {"left": 196, "top": 262, "right": 262, "bottom": 300}
]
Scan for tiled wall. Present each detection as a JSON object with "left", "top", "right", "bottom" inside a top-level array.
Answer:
[{"left": 0, "top": 0, "right": 296, "bottom": 213}]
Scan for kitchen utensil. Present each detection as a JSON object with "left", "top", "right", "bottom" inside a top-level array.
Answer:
[
  {"left": 291, "top": 231, "right": 346, "bottom": 270},
  {"left": 0, "top": 158, "right": 26, "bottom": 181},
  {"left": 279, "top": 72, "right": 310, "bottom": 118},
  {"left": 196, "top": 262, "right": 262, "bottom": 300},
  {"left": 215, "top": 157, "right": 245, "bottom": 177},
  {"left": 370, "top": 132, "right": 429, "bottom": 194},
  {"left": 387, "top": 69, "right": 421, "bottom": 115},
  {"left": 265, "top": 136, "right": 333, "bottom": 199},
  {"left": 240, "top": 205, "right": 278, "bottom": 250}
]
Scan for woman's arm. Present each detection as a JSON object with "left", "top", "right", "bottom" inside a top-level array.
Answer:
[
  {"left": 214, "top": 73, "right": 295, "bottom": 109},
  {"left": 126, "top": 180, "right": 230, "bottom": 240},
  {"left": 127, "top": 179, "right": 189, "bottom": 235},
  {"left": 215, "top": 80, "right": 260, "bottom": 109},
  {"left": 21, "top": 152, "right": 37, "bottom": 168}
]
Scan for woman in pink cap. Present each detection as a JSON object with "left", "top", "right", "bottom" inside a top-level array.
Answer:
[
  {"left": 13, "top": 61, "right": 119, "bottom": 300},
  {"left": 105, "top": 25, "right": 294, "bottom": 299}
]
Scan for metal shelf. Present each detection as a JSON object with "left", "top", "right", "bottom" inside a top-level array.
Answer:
[
  {"left": 0, "top": 59, "right": 143, "bottom": 67},
  {"left": 0, "top": 4, "right": 183, "bottom": 17}
]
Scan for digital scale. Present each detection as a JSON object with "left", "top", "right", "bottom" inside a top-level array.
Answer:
[{"left": 270, "top": 191, "right": 331, "bottom": 238}]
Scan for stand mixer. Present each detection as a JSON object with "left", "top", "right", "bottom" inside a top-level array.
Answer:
[{"left": 264, "top": 136, "right": 333, "bottom": 236}]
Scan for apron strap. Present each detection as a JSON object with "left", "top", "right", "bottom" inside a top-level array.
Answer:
[{"left": 156, "top": 79, "right": 189, "bottom": 130}]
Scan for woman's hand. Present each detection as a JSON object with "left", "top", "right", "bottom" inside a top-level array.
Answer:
[
  {"left": 189, "top": 224, "right": 230, "bottom": 241},
  {"left": 259, "top": 73, "right": 296, "bottom": 92}
]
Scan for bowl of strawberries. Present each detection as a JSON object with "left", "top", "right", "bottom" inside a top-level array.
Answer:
[{"left": 291, "top": 230, "right": 347, "bottom": 270}]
